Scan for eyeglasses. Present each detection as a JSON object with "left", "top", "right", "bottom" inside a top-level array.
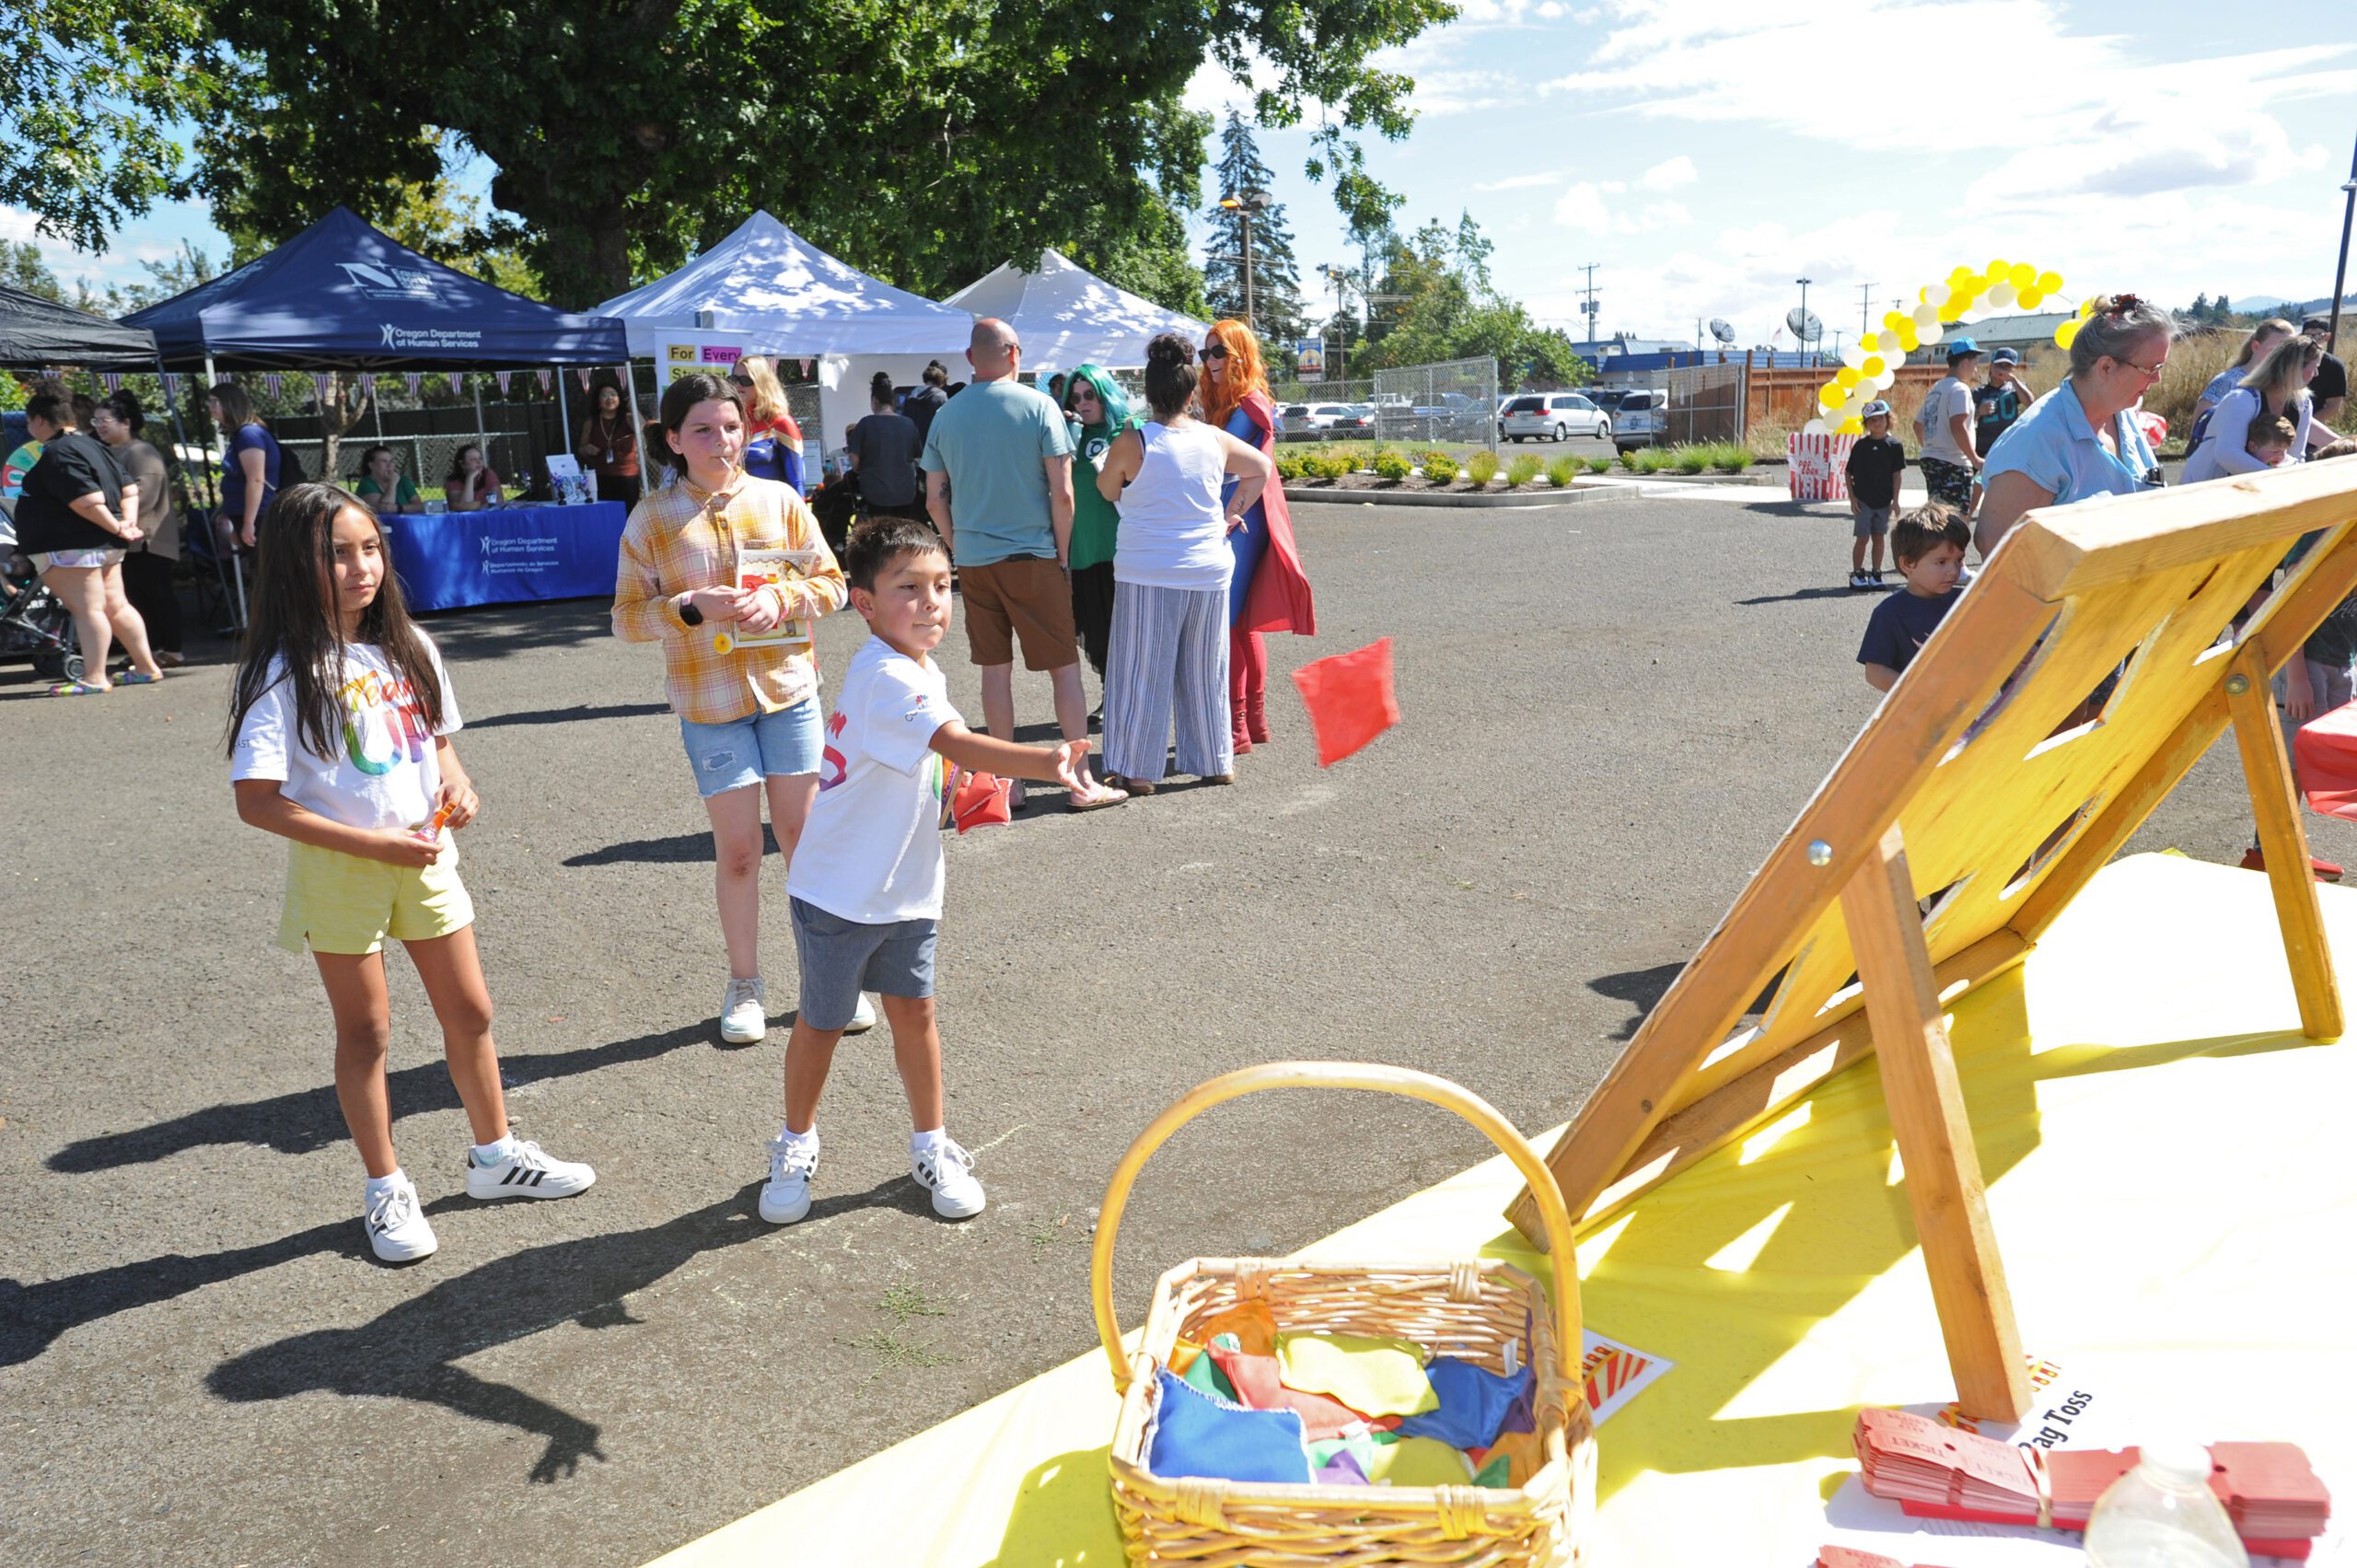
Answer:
[
  {"left": 1202, "top": 344, "right": 1229, "bottom": 360},
  {"left": 2114, "top": 354, "right": 2168, "bottom": 378}
]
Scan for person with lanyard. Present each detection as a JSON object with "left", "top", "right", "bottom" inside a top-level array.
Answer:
[
  {"left": 575, "top": 379, "right": 644, "bottom": 508},
  {"left": 1975, "top": 295, "right": 2173, "bottom": 561},
  {"left": 354, "top": 445, "right": 424, "bottom": 514},
  {"left": 1973, "top": 348, "right": 2032, "bottom": 458},
  {"left": 208, "top": 381, "right": 282, "bottom": 552},
  {"left": 734, "top": 354, "right": 806, "bottom": 495}
]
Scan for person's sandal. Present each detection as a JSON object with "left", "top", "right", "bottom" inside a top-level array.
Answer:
[
  {"left": 1202, "top": 772, "right": 1237, "bottom": 786},
  {"left": 1104, "top": 772, "right": 1155, "bottom": 796},
  {"left": 48, "top": 680, "right": 109, "bottom": 697},
  {"left": 1067, "top": 781, "right": 1129, "bottom": 811},
  {"left": 118, "top": 670, "right": 165, "bottom": 685}
]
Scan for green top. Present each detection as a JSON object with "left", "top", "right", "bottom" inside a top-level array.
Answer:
[
  {"left": 1064, "top": 364, "right": 1135, "bottom": 572},
  {"left": 356, "top": 474, "right": 421, "bottom": 509}
]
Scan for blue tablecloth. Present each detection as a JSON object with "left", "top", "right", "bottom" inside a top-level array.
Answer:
[{"left": 382, "top": 502, "right": 630, "bottom": 612}]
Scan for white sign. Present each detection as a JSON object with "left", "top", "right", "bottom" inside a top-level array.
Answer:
[{"left": 1296, "top": 337, "right": 1326, "bottom": 378}]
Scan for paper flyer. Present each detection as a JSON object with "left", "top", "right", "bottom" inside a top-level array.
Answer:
[
  {"left": 724, "top": 546, "right": 822, "bottom": 654},
  {"left": 1581, "top": 1329, "right": 1672, "bottom": 1427}
]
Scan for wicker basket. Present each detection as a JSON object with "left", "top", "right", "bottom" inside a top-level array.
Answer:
[{"left": 1089, "top": 1061, "right": 1597, "bottom": 1567}]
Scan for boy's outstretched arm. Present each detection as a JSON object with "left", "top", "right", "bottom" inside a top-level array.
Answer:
[
  {"left": 1862, "top": 663, "right": 1899, "bottom": 693},
  {"left": 929, "top": 722, "right": 1086, "bottom": 790}
]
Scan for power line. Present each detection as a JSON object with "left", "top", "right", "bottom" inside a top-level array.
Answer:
[{"left": 1576, "top": 263, "right": 1601, "bottom": 343}]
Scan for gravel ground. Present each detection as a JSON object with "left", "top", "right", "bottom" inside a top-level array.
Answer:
[{"left": 0, "top": 489, "right": 2330, "bottom": 1567}]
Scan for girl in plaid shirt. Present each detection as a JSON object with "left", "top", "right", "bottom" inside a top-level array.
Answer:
[{"left": 614, "top": 373, "right": 857, "bottom": 1045}]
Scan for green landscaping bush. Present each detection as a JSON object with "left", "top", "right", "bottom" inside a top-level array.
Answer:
[
  {"left": 1421, "top": 452, "right": 1461, "bottom": 484},
  {"left": 1712, "top": 443, "right": 1755, "bottom": 472},
  {"left": 1465, "top": 448, "right": 1500, "bottom": 486},
  {"left": 1546, "top": 454, "right": 1579, "bottom": 488},
  {"left": 1507, "top": 453, "right": 1543, "bottom": 486},
  {"left": 1371, "top": 448, "right": 1413, "bottom": 482},
  {"left": 1302, "top": 451, "right": 1353, "bottom": 480},
  {"left": 1673, "top": 446, "right": 1712, "bottom": 474},
  {"left": 1618, "top": 447, "right": 1641, "bottom": 470},
  {"left": 1584, "top": 455, "right": 1614, "bottom": 474},
  {"left": 1274, "top": 449, "right": 1311, "bottom": 482},
  {"left": 1631, "top": 447, "right": 1672, "bottom": 474}
]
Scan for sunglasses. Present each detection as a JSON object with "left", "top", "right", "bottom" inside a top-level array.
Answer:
[
  {"left": 728, "top": 375, "right": 753, "bottom": 387},
  {"left": 1201, "top": 344, "right": 1228, "bottom": 360}
]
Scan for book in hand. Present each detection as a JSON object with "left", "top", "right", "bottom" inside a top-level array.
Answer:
[{"left": 711, "top": 546, "right": 821, "bottom": 656}]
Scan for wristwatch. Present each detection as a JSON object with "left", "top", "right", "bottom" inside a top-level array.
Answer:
[{"left": 679, "top": 598, "right": 704, "bottom": 627}]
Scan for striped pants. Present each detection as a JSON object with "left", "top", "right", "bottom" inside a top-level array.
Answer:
[{"left": 1102, "top": 580, "right": 1232, "bottom": 784}]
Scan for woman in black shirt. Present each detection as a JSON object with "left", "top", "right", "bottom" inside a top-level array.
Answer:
[{"left": 15, "top": 385, "right": 166, "bottom": 692}]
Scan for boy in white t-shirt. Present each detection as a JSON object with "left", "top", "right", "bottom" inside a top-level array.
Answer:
[
  {"left": 763, "top": 518, "right": 1089, "bottom": 1225},
  {"left": 1915, "top": 339, "right": 1985, "bottom": 517}
]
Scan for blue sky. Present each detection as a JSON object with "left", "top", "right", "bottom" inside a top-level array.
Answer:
[{"left": 9, "top": 0, "right": 2353, "bottom": 347}]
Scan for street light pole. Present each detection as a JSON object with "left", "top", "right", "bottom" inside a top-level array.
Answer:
[
  {"left": 2328, "top": 131, "right": 2357, "bottom": 360},
  {"left": 1219, "top": 191, "right": 1273, "bottom": 337},
  {"left": 1796, "top": 276, "right": 1812, "bottom": 366}
]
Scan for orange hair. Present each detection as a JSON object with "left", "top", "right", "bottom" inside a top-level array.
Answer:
[{"left": 1201, "top": 319, "right": 1268, "bottom": 429}]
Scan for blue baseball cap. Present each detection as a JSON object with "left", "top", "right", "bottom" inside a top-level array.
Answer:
[
  {"left": 1991, "top": 347, "right": 2020, "bottom": 366},
  {"left": 1946, "top": 336, "right": 1983, "bottom": 360},
  {"left": 1860, "top": 399, "right": 1892, "bottom": 419}
]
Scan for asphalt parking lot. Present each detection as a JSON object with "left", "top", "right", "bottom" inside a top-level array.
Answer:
[{"left": 0, "top": 487, "right": 2327, "bottom": 1566}]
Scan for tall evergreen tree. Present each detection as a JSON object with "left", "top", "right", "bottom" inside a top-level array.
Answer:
[{"left": 1202, "top": 109, "right": 1303, "bottom": 343}]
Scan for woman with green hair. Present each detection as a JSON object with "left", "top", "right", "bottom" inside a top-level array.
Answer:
[{"left": 1062, "top": 364, "right": 1137, "bottom": 683}]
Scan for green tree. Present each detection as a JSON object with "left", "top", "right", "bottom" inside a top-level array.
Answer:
[
  {"left": 3, "top": 240, "right": 64, "bottom": 301},
  {"left": 194, "top": 0, "right": 1448, "bottom": 304},
  {"left": 1356, "top": 215, "right": 1586, "bottom": 390},
  {"left": 1202, "top": 109, "right": 1305, "bottom": 344}
]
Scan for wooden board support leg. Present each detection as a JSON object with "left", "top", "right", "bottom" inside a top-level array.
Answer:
[
  {"left": 1840, "top": 825, "right": 2032, "bottom": 1421},
  {"left": 2224, "top": 645, "right": 2345, "bottom": 1040}
]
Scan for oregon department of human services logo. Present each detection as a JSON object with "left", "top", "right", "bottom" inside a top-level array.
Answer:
[
  {"left": 335, "top": 260, "right": 443, "bottom": 301},
  {"left": 380, "top": 323, "right": 485, "bottom": 351}
]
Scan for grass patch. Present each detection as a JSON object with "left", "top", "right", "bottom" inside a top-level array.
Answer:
[
  {"left": 1506, "top": 453, "right": 1543, "bottom": 486},
  {"left": 1545, "top": 454, "right": 1580, "bottom": 488},
  {"left": 842, "top": 1283, "right": 959, "bottom": 1380},
  {"left": 1464, "top": 449, "right": 1500, "bottom": 486},
  {"left": 1673, "top": 447, "right": 1712, "bottom": 474},
  {"left": 1584, "top": 455, "right": 1614, "bottom": 474},
  {"left": 1630, "top": 447, "right": 1673, "bottom": 474}
]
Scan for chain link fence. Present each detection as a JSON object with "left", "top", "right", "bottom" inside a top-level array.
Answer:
[{"left": 1370, "top": 357, "right": 1499, "bottom": 451}]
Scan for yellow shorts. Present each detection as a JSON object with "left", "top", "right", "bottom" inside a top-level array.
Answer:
[{"left": 277, "top": 837, "right": 475, "bottom": 955}]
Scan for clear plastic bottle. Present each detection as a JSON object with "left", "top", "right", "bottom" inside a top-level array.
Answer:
[{"left": 2083, "top": 1442, "right": 2249, "bottom": 1568}]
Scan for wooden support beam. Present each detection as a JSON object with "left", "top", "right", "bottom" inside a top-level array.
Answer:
[
  {"left": 2224, "top": 645, "right": 2344, "bottom": 1040},
  {"left": 1572, "top": 930, "right": 2034, "bottom": 1233},
  {"left": 1840, "top": 825, "right": 2030, "bottom": 1421}
]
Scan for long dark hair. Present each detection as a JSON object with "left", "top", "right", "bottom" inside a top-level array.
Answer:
[
  {"left": 654, "top": 372, "right": 745, "bottom": 477},
  {"left": 226, "top": 483, "right": 446, "bottom": 761},
  {"left": 444, "top": 442, "right": 488, "bottom": 487}
]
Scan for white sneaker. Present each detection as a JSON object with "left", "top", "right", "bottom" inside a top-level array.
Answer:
[
  {"left": 720, "top": 976, "right": 766, "bottom": 1044},
  {"left": 911, "top": 1137, "right": 986, "bottom": 1220},
  {"left": 760, "top": 1132, "right": 820, "bottom": 1225},
  {"left": 466, "top": 1139, "right": 597, "bottom": 1201},
  {"left": 363, "top": 1174, "right": 437, "bottom": 1263},
  {"left": 845, "top": 992, "right": 877, "bottom": 1034}
]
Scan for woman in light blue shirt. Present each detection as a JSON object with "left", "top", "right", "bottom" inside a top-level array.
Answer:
[{"left": 1976, "top": 294, "right": 2174, "bottom": 560}]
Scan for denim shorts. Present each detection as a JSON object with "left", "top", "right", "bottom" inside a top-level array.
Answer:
[
  {"left": 678, "top": 697, "right": 823, "bottom": 798},
  {"left": 791, "top": 896, "right": 937, "bottom": 1030}
]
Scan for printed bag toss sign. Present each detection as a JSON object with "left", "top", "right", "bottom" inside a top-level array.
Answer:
[
  {"left": 1295, "top": 337, "right": 1326, "bottom": 378},
  {"left": 1789, "top": 429, "right": 1858, "bottom": 502}
]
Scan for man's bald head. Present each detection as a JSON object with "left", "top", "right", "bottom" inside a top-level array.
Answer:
[{"left": 968, "top": 318, "right": 1019, "bottom": 380}]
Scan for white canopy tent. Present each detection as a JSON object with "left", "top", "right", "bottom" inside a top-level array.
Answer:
[
  {"left": 593, "top": 211, "right": 976, "bottom": 460},
  {"left": 946, "top": 249, "right": 1209, "bottom": 372}
]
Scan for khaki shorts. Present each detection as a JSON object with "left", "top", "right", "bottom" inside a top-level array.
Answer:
[
  {"left": 277, "top": 837, "right": 475, "bottom": 955},
  {"left": 958, "top": 554, "right": 1079, "bottom": 670}
]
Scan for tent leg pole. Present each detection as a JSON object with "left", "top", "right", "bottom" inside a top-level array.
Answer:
[
  {"left": 557, "top": 368, "right": 573, "bottom": 495},
  {"left": 624, "top": 363, "right": 652, "bottom": 493},
  {"left": 156, "top": 352, "right": 236, "bottom": 635},
  {"left": 202, "top": 353, "right": 245, "bottom": 627}
]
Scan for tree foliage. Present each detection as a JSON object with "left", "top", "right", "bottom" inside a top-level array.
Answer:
[
  {"left": 1202, "top": 110, "right": 1305, "bottom": 343},
  {"left": 1356, "top": 214, "right": 1587, "bottom": 390}
]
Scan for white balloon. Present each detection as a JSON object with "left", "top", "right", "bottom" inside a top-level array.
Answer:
[
  {"left": 1875, "top": 366, "right": 1898, "bottom": 389},
  {"left": 1912, "top": 303, "right": 1942, "bottom": 334},
  {"left": 1802, "top": 418, "right": 1829, "bottom": 436},
  {"left": 1985, "top": 280, "right": 2016, "bottom": 310},
  {"left": 1840, "top": 342, "right": 1866, "bottom": 370},
  {"left": 1926, "top": 283, "right": 1951, "bottom": 308}
]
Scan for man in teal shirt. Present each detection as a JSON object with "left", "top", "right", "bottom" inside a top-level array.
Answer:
[{"left": 921, "top": 319, "right": 1122, "bottom": 809}]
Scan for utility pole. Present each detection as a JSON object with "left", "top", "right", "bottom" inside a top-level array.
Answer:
[
  {"left": 2329, "top": 131, "right": 2356, "bottom": 361},
  {"left": 1219, "top": 191, "right": 1273, "bottom": 337},
  {"left": 1319, "top": 263, "right": 1352, "bottom": 383},
  {"left": 1576, "top": 263, "right": 1601, "bottom": 345},
  {"left": 1796, "top": 276, "right": 1813, "bottom": 366},
  {"left": 1858, "top": 282, "right": 1877, "bottom": 340}
]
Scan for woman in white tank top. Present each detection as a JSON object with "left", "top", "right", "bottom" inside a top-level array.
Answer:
[{"left": 1092, "top": 334, "right": 1273, "bottom": 791}]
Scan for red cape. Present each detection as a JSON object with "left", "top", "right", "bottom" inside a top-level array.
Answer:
[{"left": 1237, "top": 391, "right": 1318, "bottom": 637}]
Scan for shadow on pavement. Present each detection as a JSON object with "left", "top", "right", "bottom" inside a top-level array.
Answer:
[
  {"left": 48, "top": 1021, "right": 714, "bottom": 1172},
  {"left": 206, "top": 1179, "right": 917, "bottom": 1482},
  {"left": 564, "top": 827, "right": 769, "bottom": 866},
  {"left": 1736, "top": 586, "right": 1875, "bottom": 605},
  {"left": 416, "top": 599, "right": 614, "bottom": 661},
  {"left": 469, "top": 701, "right": 671, "bottom": 731},
  {"left": 1587, "top": 960, "right": 1687, "bottom": 1040}
]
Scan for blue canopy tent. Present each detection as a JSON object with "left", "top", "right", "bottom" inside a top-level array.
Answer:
[{"left": 122, "top": 208, "right": 638, "bottom": 622}]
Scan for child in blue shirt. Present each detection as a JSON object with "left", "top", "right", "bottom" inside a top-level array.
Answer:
[{"left": 1858, "top": 506, "right": 1970, "bottom": 692}]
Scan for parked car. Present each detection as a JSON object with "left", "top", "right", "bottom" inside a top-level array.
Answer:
[
  {"left": 1329, "top": 405, "right": 1376, "bottom": 436},
  {"left": 1280, "top": 402, "right": 1371, "bottom": 440},
  {"left": 1501, "top": 392, "right": 1611, "bottom": 444},
  {"left": 1612, "top": 389, "right": 1670, "bottom": 453}
]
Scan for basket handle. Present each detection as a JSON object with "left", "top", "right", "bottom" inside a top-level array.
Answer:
[{"left": 1088, "top": 1061, "right": 1583, "bottom": 1392}]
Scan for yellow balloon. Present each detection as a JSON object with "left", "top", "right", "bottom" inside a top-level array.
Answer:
[
  {"left": 2037, "top": 270, "right": 2063, "bottom": 295},
  {"left": 1898, "top": 328, "right": 1922, "bottom": 353},
  {"left": 2056, "top": 319, "right": 2082, "bottom": 349},
  {"left": 2077, "top": 296, "right": 2099, "bottom": 319},
  {"left": 1860, "top": 331, "right": 1881, "bottom": 354},
  {"left": 2008, "top": 262, "right": 2037, "bottom": 291},
  {"left": 2017, "top": 287, "right": 2046, "bottom": 309},
  {"left": 1819, "top": 381, "right": 1845, "bottom": 409},
  {"left": 1883, "top": 309, "right": 1910, "bottom": 333},
  {"left": 1837, "top": 366, "right": 1861, "bottom": 389},
  {"left": 1987, "top": 257, "right": 2010, "bottom": 281},
  {"left": 1862, "top": 354, "right": 1887, "bottom": 377},
  {"left": 1950, "top": 264, "right": 1976, "bottom": 285},
  {"left": 1836, "top": 416, "right": 1865, "bottom": 436}
]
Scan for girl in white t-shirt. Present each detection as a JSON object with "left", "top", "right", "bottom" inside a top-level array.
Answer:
[{"left": 227, "top": 482, "right": 595, "bottom": 1264}]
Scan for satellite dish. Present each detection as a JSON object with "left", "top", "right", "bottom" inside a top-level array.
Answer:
[
  {"left": 1708, "top": 318, "right": 1736, "bottom": 345},
  {"left": 1784, "top": 308, "right": 1824, "bottom": 343}
]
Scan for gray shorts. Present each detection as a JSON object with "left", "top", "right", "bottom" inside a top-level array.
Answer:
[
  {"left": 790, "top": 896, "right": 937, "bottom": 1030},
  {"left": 1852, "top": 505, "right": 1893, "bottom": 540}
]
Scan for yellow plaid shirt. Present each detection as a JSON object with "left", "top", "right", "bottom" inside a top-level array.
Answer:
[{"left": 612, "top": 473, "right": 848, "bottom": 725}]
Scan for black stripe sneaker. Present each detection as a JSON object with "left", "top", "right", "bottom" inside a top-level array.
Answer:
[
  {"left": 364, "top": 1173, "right": 438, "bottom": 1263},
  {"left": 911, "top": 1137, "right": 985, "bottom": 1220},
  {"left": 466, "top": 1139, "right": 598, "bottom": 1202}
]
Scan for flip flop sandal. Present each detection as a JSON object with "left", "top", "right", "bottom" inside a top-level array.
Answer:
[
  {"left": 117, "top": 670, "right": 165, "bottom": 685},
  {"left": 49, "top": 680, "right": 110, "bottom": 697},
  {"left": 1068, "top": 783, "right": 1130, "bottom": 811}
]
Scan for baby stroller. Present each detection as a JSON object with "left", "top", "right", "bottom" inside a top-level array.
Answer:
[{"left": 0, "top": 513, "right": 91, "bottom": 683}]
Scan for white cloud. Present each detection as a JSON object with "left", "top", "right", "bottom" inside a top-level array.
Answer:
[
  {"left": 1475, "top": 171, "right": 1565, "bottom": 192},
  {"left": 1404, "top": 69, "right": 1518, "bottom": 117},
  {"left": 1552, "top": 182, "right": 1689, "bottom": 235},
  {"left": 1641, "top": 155, "right": 1696, "bottom": 191}
]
